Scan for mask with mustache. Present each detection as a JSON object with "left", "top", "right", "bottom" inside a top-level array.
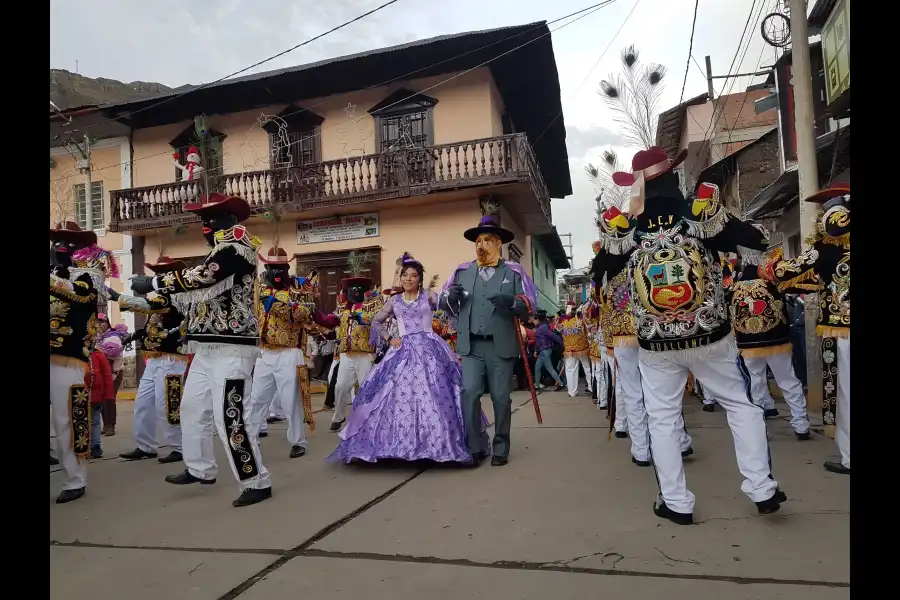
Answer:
[{"left": 475, "top": 233, "right": 501, "bottom": 267}]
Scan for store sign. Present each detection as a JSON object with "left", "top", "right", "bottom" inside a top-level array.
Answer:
[
  {"left": 296, "top": 213, "right": 379, "bottom": 245},
  {"left": 774, "top": 45, "right": 828, "bottom": 164},
  {"left": 822, "top": 0, "right": 850, "bottom": 106}
]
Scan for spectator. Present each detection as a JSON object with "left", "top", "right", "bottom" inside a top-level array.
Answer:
[
  {"left": 531, "top": 312, "right": 564, "bottom": 391},
  {"left": 88, "top": 348, "right": 115, "bottom": 458}
]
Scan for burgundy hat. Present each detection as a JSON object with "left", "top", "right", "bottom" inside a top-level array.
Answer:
[
  {"left": 612, "top": 146, "right": 688, "bottom": 187},
  {"left": 259, "top": 247, "right": 291, "bottom": 265},
  {"left": 145, "top": 255, "right": 187, "bottom": 274},
  {"left": 463, "top": 214, "right": 514, "bottom": 244},
  {"left": 341, "top": 275, "right": 373, "bottom": 290},
  {"left": 804, "top": 185, "right": 850, "bottom": 204},
  {"left": 184, "top": 192, "right": 251, "bottom": 222},
  {"left": 50, "top": 221, "right": 97, "bottom": 246}
]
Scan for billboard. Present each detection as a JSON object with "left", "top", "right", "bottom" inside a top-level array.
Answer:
[{"left": 774, "top": 44, "right": 829, "bottom": 164}]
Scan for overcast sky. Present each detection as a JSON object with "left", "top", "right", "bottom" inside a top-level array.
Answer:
[{"left": 50, "top": 0, "right": 779, "bottom": 269}]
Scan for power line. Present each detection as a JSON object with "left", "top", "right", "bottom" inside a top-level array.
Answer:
[
  {"left": 677, "top": 0, "right": 700, "bottom": 105},
  {"left": 52, "top": 1, "right": 622, "bottom": 180}
]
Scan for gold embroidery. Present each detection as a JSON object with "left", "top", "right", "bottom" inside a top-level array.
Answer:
[
  {"left": 729, "top": 279, "right": 786, "bottom": 335},
  {"left": 69, "top": 384, "right": 91, "bottom": 459},
  {"left": 257, "top": 286, "right": 313, "bottom": 348}
]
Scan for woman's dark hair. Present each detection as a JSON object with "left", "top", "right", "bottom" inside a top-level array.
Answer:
[{"left": 400, "top": 262, "right": 425, "bottom": 289}]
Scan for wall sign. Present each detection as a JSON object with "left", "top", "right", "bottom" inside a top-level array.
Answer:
[
  {"left": 296, "top": 213, "right": 379, "bottom": 245},
  {"left": 822, "top": 0, "right": 850, "bottom": 106}
]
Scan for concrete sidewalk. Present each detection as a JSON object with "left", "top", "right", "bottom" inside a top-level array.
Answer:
[{"left": 50, "top": 391, "right": 849, "bottom": 600}]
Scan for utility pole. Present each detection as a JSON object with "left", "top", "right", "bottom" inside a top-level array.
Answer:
[
  {"left": 78, "top": 134, "right": 93, "bottom": 230},
  {"left": 788, "top": 0, "right": 826, "bottom": 435},
  {"left": 704, "top": 55, "right": 716, "bottom": 100}
]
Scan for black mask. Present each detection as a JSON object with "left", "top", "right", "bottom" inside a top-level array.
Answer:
[
  {"left": 200, "top": 212, "right": 239, "bottom": 247},
  {"left": 264, "top": 264, "right": 291, "bottom": 289},
  {"left": 347, "top": 283, "right": 367, "bottom": 304},
  {"left": 51, "top": 239, "right": 85, "bottom": 276}
]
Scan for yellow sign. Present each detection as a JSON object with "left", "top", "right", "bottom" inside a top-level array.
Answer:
[{"left": 822, "top": 0, "right": 850, "bottom": 105}]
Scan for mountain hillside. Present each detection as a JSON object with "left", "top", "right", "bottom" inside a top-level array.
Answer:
[{"left": 50, "top": 68, "right": 173, "bottom": 110}]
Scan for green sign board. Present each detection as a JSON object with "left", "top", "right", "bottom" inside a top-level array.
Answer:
[{"left": 822, "top": 0, "right": 850, "bottom": 105}]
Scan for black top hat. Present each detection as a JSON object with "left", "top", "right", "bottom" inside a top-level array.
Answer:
[
  {"left": 184, "top": 193, "right": 251, "bottom": 222},
  {"left": 50, "top": 221, "right": 98, "bottom": 246},
  {"left": 463, "top": 215, "right": 514, "bottom": 244}
]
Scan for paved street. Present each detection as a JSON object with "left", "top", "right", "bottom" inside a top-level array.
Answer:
[{"left": 50, "top": 391, "right": 849, "bottom": 600}]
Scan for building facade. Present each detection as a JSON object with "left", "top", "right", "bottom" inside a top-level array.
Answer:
[{"left": 50, "top": 23, "right": 572, "bottom": 324}]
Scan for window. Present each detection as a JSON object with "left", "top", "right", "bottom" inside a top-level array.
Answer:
[
  {"left": 508, "top": 243, "right": 523, "bottom": 264},
  {"left": 74, "top": 182, "right": 104, "bottom": 231},
  {"left": 169, "top": 124, "right": 226, "bottom": 182},
  {"left": 263, "top": 106, "right": 324, "bottom": 168},
  {"left": 369, "top": 89, "right": 437, "bottom": 152}
]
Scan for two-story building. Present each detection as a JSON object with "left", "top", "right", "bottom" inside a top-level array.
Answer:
[{"left": 50, "top": 22, "right": 571, "bottom": 334}]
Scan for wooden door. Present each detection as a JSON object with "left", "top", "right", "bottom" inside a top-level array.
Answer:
[{"left": 294, "top": 247, "right": 382, "bottom": 314}]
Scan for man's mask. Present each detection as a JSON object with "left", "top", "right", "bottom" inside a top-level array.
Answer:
[
  {"left": 265, "top": 264, "right": 291, "bottom": 289},
  {"left": 200, "top": 212, "right": 239, "bottom": 247},
  {"left": 347, "top": 283, "right": 367, "bottom": 304},
  {"left": 475, "top": 233, "right": 502, "bottom": 267},
  {"left": 51, "top": 239, "right": 86, "bottom": 274}
]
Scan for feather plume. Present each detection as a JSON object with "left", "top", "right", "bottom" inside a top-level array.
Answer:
[
  {"left": 346, "top": 250, "right": 376, "bottom": 277},
  {"left": 427, "top": 274, "right": 440, "bottom": 290}
]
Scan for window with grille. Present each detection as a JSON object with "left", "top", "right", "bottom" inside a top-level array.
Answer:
[
  {"left": 379, "top": 112, "right": 429, "bottom": 152},
  {"left": 270, "top": 130, "right": 319, "bottom": 167},
  {"left": 174, "top": 138, "right": 223, "bottom": 182},
  {"left": 73, "top": 182, "right": 104, "bottom": 231}
]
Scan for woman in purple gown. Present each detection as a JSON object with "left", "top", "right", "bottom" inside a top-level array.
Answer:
[{"left": 327, "top": 253, "right": 485, "bottom": 464}]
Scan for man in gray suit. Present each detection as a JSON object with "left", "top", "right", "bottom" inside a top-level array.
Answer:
[{"left": 440, "top": 215, "right": 538, "bottom": 466}]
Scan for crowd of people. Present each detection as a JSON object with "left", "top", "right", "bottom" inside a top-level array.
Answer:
[{"left": 50, "top": 146, "right": 850, "bottom": 525}]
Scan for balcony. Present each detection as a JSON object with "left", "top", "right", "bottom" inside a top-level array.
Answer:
[{"left": 109, "top": 133, "right": 551, "bottom": 233}]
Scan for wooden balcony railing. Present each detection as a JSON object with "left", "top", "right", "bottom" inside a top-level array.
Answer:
[{"left": 109, "top": 133, "right": 551, "bottom": 232}]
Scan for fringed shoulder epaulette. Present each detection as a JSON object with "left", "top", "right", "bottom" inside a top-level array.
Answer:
[
  {"left": 597, "top": 228, "right": 636, "bottom": 255},
  {"left": 684, "top": 182, "right": 730, "bottom": 239}
]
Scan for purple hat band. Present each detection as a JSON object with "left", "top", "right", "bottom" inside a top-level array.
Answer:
[{"left": 479, "top": 215, "right": 500, "bottom": 227}]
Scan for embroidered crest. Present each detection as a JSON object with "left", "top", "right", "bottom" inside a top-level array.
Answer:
[{"left": 645, "top": 258, "right": 693, "bottom": 310}]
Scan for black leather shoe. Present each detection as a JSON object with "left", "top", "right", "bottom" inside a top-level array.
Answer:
[
  {"left": 232, "top": 487, "right": 272, "bottom": 507},
  {"left": 266, "top": 416, "right": 285, "bottom": 424},
  {"left": 290, "top": 445, "right": 307, "bottom": 458},
  {"left": 756, "top": 489, "right": 787, "bottom": 514},
  {"left": 120, "top": 448, "right": 158, "bottom": 461},
  {"left": 702, "top": 404, "right": 715, "bottom": 412},
  {"left": 681, "top": 447, "right": 694, "bottom": 458},
  {"left": 165, "top": 469, "right": 215, "bottom": 485},
  {"left": 330, "top": 419, "right": 345, "bottom": 432},
  {"left": 469, "top": 452, "right": 487, "bottom": 467},
  {"left": 490, "top": 455, "right": 508, "bottom": 466},
  {"left": 632, "top": 456, "right": 651, "bottom": 467},
  {"left": 56, "top": 488, "right": 85, "bottom": 504},
  {"left": 614, "top": 431, "right": 628, "bottom": 439},
  {"left": 795, "top": 431, "right": 811, "bottom": 441},
  {"left": 158, "top": 451, "right": 183, "bottom": 464},
  {"left": 824, "top": 461, "right": 850, "bottom": 475},
  {"left": 653, "top": 500, "right": 693, "bottom": 525},
  {"left": 91, "top": 447, "right": 103, "bottom": 459},
  {"left": 259, "top": 431, "right": 269, "bottom": 438},
  {"left": 763, "top": 408, "right": 779, "bottom": 418}
]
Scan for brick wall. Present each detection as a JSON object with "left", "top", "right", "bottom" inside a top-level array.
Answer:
[{"left": 732, "top": 133, "right": 781, "bottom": 215}]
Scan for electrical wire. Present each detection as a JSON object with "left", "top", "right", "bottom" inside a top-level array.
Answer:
[
  {"left": 52, "top": 1, "right": 623, "bottom": 180},
  {"left": 677, "top": 0, "right": 700, "bottom": 105}
]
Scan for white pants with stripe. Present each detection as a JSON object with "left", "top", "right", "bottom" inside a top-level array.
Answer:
[
  {"left": 332, "top": 352, "right": 374, "bottom": 423},
  {"left": 639, "top": 335, "right": 777, "bottom": 514},
  {"left": 836, "top": 337, "right": 850, "bottom": 468},
  {"left": 50, "top": 361, "right": 88, "bottom": 491},
  {"left": 564, "top": 354, "right": 592, "bottom": 397},
  {"left": 133, "top": 356, "right": 186, "bottom": 454},
  {"left": 590, "top": 358, "right": 607, "bottom": 407},
  {"left": 180, "top": 349, "right": 271, "bottom": 491},
  {"left": 250, "top": 348, "right": 307, "bottom": 447},
  {"left": 743, "top": 351, "right": 810, "bottom": 434}
]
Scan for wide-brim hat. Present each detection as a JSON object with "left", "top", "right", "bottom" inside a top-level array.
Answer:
[
  {"left": 145, "top": 255, "right": 187, "bottom": 273},
  {"left": 341, "top": 276, "right": 373, "bottom": 290},
  {"left": 184, "top": 193, "right": 251, "bottom": 222},
  {"left": 612, "top": 146, "right": 688, "bottom": 187},
  {"left": 260, "top": 247, "right": 291, "bottom": 265},
  {"left": 50, "top": 221, "right": 97, "bottom": 246},
  {"left": 803, "top": 185, "right": 850, "bottom": 204},
  {"left": 463, "top": 215, "right": 514, "bottom": 244}
]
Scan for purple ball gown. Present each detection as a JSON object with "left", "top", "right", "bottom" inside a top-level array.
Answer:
[{"left": 327, "top": 291, "right": 486, "bottom": 464}]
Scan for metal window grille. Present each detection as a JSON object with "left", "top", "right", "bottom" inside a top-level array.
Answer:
[{"left": 73, "top": 182, "right": 104, "bottom": 230}]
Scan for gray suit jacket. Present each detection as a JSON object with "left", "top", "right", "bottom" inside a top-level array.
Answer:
[{"left": 445, "top": 261, "right": 528, "bottom": 359}]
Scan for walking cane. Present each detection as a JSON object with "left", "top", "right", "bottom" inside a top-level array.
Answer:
[{"left": 514, "top": 317, "right": 542, "bottom": 425}]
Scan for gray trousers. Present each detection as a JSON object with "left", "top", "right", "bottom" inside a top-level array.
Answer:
[{"left": 461, "top": 337, "right": 516, "bottom": 459}]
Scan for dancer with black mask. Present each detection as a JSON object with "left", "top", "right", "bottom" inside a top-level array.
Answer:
[
  {"left": 591, "top": 147, "right": 783, "bottom": 525},
  {"left": 130, "top": 193, "right": 270, "bottom": 508}
]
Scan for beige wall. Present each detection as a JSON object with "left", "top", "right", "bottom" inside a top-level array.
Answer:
[
  {"left": 131, "top": 68, "right": 500, "bottom": 189},
  {"left": 143, "top": 198, "right": 484, "bottom": 289}
]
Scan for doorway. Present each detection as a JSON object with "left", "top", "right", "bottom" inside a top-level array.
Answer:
[{"left": 293, "top": 247, "right": 382, "bottom": 314}]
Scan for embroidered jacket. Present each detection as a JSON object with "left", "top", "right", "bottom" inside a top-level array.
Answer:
[
  {"left": 320, "top": 289, "right": 384, "bottom": 355},
  {"left": 607, "top": 268, "right": 637, "bottom": 347},
  {"left": 591, "top": 184, "right": 767, "bottom": 352},
  {"left": 50, "top": 273, "right": 100, "bottom": 364},
  {"left": 153, "top": 225, "right": 261, "bottom": 348},
  {"left": 557, "top": 313, "right": 589, "bottom": 357},
  {"left": 767, "top": 205, "right": 850, "bottom": 338},
  {"left": 114, "top": 293, "right": 187, "bottom": 357},
  {"left": 727, "top": 265, "right": 791, "bottom": 357},
  {"left": 583, "top": 301, "right": 604, "bottom": 360},
  {"left": 256, "top": 283, "right": 314, "bottom": 350}
]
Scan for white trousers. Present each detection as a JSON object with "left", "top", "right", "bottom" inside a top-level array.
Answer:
[
  {"left": 599, "top": 352, "right": 615, "bottom": 410},
  {"left": 613, "top": 346, "right": 649, "bottom": 460},
  {"left": 836, "top": 337, "right": 850, "bottom": 468},
  {"left": 332, "top": 352, "right": 374, "bottom": 423},
  {"left": 133, "top": 357, "right": 186, "bottom": 454},
  {"left": 743, "top": 351, "right": 810, "bottom": 434},
  {"left": 696, "top": 378, "right": 716, "bottom": 405},
  {"left": 180, "top": 351, "right": 271, "bottom": 491},
  {"left": 639, "top": 335, "right": 777, "bottom": 514},
  {"left": 564, "top": 355, "right": 592, "bottom": 397},
  {"left": 250, "top": 348, "right": 307, "bottom": 447},
  {"left": 590, "top": 358, "right": 607, "bottom": 407},
  {"left": 50, "top": 362, "right": 88, "bottom": 491}
]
